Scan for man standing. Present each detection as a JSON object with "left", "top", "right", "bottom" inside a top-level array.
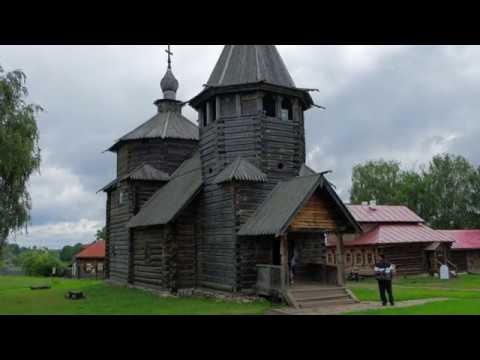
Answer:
[{"left": 374, "top": 254, "right": 394, "bottom": 306}]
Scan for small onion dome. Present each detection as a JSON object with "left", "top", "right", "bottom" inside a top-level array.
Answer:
[{"left": 160, "top": 69, "right": 179, "bottom": 100}]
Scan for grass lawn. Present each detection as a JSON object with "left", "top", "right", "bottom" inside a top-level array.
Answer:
[
  {"left": 0, "top": 276, "right": 273, "bottom": 315},
  {"left": 346, "top": 274, "right": 480, "bottom": 315}
]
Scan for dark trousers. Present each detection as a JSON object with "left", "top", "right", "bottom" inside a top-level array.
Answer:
[{"left": 377, "top": 280, "right": 394, "bottom": 305}]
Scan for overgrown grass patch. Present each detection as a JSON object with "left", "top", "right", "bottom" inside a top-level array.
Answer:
[{"left": 0, "top": 276, "right": 272, "bottom": 315}]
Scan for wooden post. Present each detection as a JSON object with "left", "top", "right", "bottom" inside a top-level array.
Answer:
[
  {"left": 215, "top": 96, "right": 221, "bottom": 119},
  {"left": 336, "top": 233, "right": 345, "bottom": 286},
  {"left": 280, "top": 234, "right": 289, "bottom": 290}
]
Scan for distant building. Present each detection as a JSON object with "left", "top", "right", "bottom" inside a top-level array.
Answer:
[
  {"left": 327, "top": 203, "right": 455, "bottom": 276},
  {"left": 441, "top": 230, "right": 480, "bottom": 273},
  {"left": 73, "top": 240, "right": 106, "bottom": 279}
]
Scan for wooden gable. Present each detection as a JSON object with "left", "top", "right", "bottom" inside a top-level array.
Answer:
[{"left": 289, "top": 189, "right": 341, "bottom": 232}]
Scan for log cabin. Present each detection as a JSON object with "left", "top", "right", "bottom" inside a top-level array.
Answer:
[
  {"left": 100, "top": 45, "right": 362, "bottom": 307},
  {"left": 73, "top": 240, "right": 106, "bottom": 279},
  {"left": 441, "top": 230, "right": 480, "bottom": 273},
  {"left": 326, "top": 202, "right": 456, "bottom": 276}
]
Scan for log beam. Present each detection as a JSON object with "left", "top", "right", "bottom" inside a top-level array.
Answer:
[
  {"left": 336, "top": 232, "right": 345, "bottom": 286},
  {"left": 280, "top": 234, "right": 289, "bottom": 290}
]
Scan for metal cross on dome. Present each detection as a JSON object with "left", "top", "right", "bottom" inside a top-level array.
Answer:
[{"left": 165, "top": 45, "right": 173, "bottom": 70}]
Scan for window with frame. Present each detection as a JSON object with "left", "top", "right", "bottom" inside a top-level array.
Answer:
[
  {"left": 119, "top": 190, "right": 127, "bottom": 206},
  {"left": 355, "top": 251, "right": 363, "bottom": 266},
  {"left": 366, "top": 251, "right": 375, "bottom": 265},
  {"left": 327, "top": 252, "right": 333, "bottom": 265},
  {"left": 345, "top": 251, "right": 352, "bottom": 266},
  {"left": 263, "top": 94, "right": 276, "bottom": 117},
  {"left": 281, "top": 98, "right": 293, "bottom": 121}
]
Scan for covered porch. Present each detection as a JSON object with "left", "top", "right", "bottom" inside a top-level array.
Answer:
[{"left": 238, "top": 171, "right": 361, "bottom": 305}]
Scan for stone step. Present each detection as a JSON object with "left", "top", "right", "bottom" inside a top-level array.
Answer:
[
  {"left": 295, "top": 293, "right": 351, "bottom": 303},
  {"left": 291, "top": 289, "right": 347, "bottom": 298},
  {"left": 290, "top": 286, "right": 344, "bottom": 293},
  {"left": 299, "top": 298, "right": 356, "bottom": 309}
]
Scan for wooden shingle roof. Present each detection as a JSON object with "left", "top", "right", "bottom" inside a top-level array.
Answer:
[
  {"left": 109, "top": 111, "right": 199, "bottom": 151},
  {"left": 127, "top": 153, "right": 203, "bottom": 228},
  {"left": 99, "top": 163, "right": 170, "bottom": 192},
  {"left": 213, "top": 157, "right": 267, "bottom": 184},
  {"left": 207, "top": 45, "right": 296, "bottom": 88}
]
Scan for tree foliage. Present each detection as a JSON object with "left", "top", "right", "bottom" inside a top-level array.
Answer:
[
  {"left": 350, "top": 154, "right": 480, "bottom": 229},
  {"left": 18, "top": 249, "right": 65, "bottom": 277},
  {"left": 0, "top": 66, "right": 42, "bottom": 252},
  {"left": 96, "top": 226, "right": 106, "bottom": 241},
  {"left": 59, "top": 243, "right": 84, "bottom": 262}
]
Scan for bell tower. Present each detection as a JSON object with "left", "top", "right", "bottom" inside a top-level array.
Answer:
[{"left": 190, "top": 45, "right": 314, "bottom": 292}]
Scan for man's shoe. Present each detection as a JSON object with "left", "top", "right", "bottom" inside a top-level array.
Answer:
[{"left": 382, "top": 303, "right": 387, "bottom": 306}]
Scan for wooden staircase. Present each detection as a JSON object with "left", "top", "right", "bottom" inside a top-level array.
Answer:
[{"left": 285, "top": 283, "right": 358, "bottom": 309}]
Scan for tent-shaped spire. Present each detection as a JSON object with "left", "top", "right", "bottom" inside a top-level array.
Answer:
[{"left": 207, "top": 45, "right": 296, "bottom": 88}]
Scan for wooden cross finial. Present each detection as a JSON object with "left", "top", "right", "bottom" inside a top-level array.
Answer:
[{"left": 165, "top": 45, "right": 173, "bottom": 70}]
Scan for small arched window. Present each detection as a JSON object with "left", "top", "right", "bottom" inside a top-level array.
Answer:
[{"left": 281, "top": 98, "right": 293, "bottom": 121}]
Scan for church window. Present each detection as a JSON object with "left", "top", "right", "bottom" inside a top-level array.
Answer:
[
  {"left": 277, "top": 163, "right": 284, "bottom": 170},
  {"left": 281, "top": 98, "right": 293, "bottom": 121},
  {"left": 263, "top": 94, "right": 276, "bottom": 117},
  {"left": 119, "top": 191, "right": 127, "bottom": 206}
]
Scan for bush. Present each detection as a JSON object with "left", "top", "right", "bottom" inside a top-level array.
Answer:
[{"left": 19, "top": 250, "right": 65, "bottom": 277}]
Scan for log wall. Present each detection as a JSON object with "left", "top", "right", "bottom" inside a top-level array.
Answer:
[
  {"left": 290, "top": 191, "right": 340, "bottom": 232},
  {"left": 106, "top": 137, "right": 198, "bottom": 284},
  {"left": 198, "top": 90, "right": 307, "bottom": 292}
]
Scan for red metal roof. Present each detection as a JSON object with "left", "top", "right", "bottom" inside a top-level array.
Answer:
[
  {"left": 75, "top": 240, "right": 106, "bottom": 259},
  {"left": 347, "top": 205, "right": 424, "bottom": 223},
  {"left": 440, "top": 230, "right": 480, "bottom": 250},
  {"left": 328, "top": 224, "right": 453, "bottom": 247}
]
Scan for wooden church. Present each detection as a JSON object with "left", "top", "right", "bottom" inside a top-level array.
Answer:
[{"left": 101, "top": 45, "right": 361, "bottom": 304}]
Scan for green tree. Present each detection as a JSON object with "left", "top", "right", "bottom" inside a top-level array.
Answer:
[
  {"left": 421, "top": 154, "right": 480, "bottom": 229},
  {"left": 96, "top": 226, "right": 106, "bottom": 241},
  {"left": 19, "top": 249, "right": 65, "bottom": 277},
  {"left": 350, "top": 160, "right": 405, "bottom": 205},
  {"left": 349, "top": 154, "right": 480, "bottom": 229},
  {"left": 59, "top": 243, "right": 84, "bottom": 262},
  {"left": 0, "top": 66, "right": 42, "bottom": 254}
]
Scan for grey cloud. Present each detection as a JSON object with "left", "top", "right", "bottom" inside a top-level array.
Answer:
[{"left": 2, "top": 45, "right": 479, "bottom": 247}]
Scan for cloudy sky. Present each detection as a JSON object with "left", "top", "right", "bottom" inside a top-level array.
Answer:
[{"left": 2, "top": 45, "right": 479, "bottom": 249}]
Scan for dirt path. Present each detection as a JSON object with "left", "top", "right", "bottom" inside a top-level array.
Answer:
[{"left": 266, "top": 298, "right": 449, "bottom": 315}]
